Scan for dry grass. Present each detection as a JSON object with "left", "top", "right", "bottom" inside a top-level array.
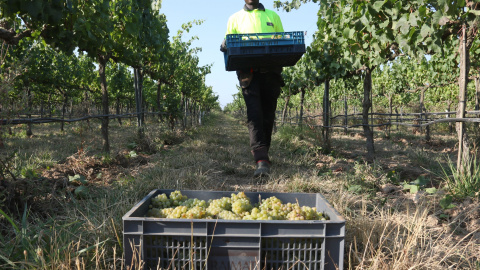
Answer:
[{"left": 0, "top": 112, "right": 479, "bottom": 269}]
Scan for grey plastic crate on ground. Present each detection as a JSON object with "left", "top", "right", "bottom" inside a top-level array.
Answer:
[{"left": 123, "top": 189, "right": 345, "bottom": 270}]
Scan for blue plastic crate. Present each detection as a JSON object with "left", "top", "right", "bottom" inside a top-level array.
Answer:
[
  {"left": 123, "top": 189, "right": 345, "bottom": 270},
  {"left": 224, "top": 31, "right": 306, "bottom": 71}
]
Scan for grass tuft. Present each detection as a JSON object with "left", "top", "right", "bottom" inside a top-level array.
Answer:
[{"left": 442, "top": 153, "right": 480, "bottom": 199}]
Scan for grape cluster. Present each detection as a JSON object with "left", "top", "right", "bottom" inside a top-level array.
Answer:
[
  {"left": 147, "top": 191, "right": 329, "bottom": 221},
  {"left": 169, "top": 190, "right": 188, "bottom": 205},
  {"left": 206, "top": 197, "right": 232, "bottom": 216},
  {"left": 150, "top": 193, "right": 172, "bottom": 208}
]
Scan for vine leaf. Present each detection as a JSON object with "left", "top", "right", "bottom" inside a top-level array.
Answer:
[
  {"left": 420, "top": 24, "right": 432, "bottom": 38},
  {"left": 69, "top": 174, "right": 88, "bottom": 185},
  {"left": 372, "top": 1, "right": 385, "bottom": 12},
  {"left": 438, "top": 16, "right": 450, "bottom": 26},
  {"left": 439, "top": 195, "right": 456, "bottom": 210}
]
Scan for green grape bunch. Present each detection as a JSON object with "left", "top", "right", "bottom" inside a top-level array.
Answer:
[
  {"left": 146, "top": 190, "right": 330, "bottom": 221},
  {"left": 206, "top": 197, "right": 232, "bottom": 216}
]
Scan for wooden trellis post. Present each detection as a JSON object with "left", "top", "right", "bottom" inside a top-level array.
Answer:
[{"left": 457, "top": 24, "right": 470, "bottom": 173}]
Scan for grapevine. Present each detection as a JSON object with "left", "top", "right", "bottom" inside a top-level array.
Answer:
[{"left": 147, "top": 191, "right": 329, "bottom": 221}]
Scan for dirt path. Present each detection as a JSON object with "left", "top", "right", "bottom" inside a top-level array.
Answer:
[
  {"left": 135, "top": 112, "right": 320, "bottom": 194},
  {"left": 155, "top": 113, "right": 272, "bottom": 191}
]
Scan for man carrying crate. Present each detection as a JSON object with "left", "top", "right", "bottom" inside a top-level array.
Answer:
[{"left": 220, "top": 0, "right": 285, "bottom": 177}]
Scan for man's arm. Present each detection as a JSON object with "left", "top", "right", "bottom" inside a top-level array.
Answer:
[{"left": 220, "top": 15, "right": 237, "bottom": 52}]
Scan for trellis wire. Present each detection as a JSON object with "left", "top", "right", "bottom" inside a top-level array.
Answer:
[{"left": 276, "top": 110, "right": 480, "bottom": 129}]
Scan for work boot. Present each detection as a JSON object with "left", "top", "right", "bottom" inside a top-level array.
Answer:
[{"left": 254, "top": 160, "right": 271, "bottom": 177}]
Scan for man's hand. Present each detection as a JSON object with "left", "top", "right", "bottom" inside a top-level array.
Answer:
[{"left": 220, "top": 39, "right": 227, "bottom": 52}]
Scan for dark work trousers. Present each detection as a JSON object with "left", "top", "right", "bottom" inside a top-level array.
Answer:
[{"left": 241, "top": 71, "right": 282, "bottom": 163}]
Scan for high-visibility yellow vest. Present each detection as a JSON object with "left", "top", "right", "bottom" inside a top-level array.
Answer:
[{"left": 225, "top": 4, "right": 284, "bottom": 35}]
